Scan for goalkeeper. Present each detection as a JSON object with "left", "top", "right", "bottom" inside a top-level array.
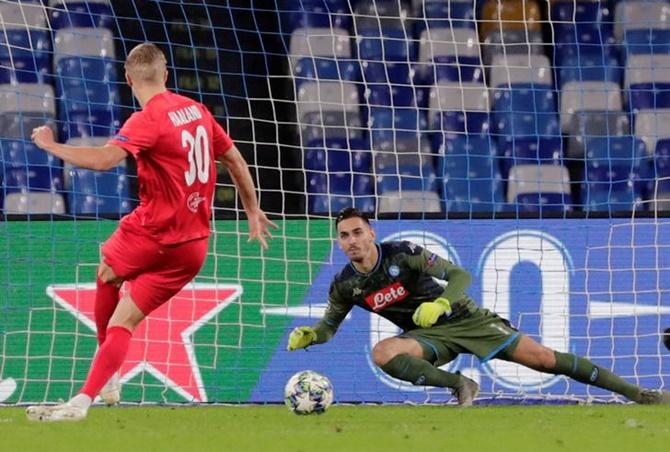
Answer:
[{"left": 288, "top": 207, "right": 670, "bottom": 406}]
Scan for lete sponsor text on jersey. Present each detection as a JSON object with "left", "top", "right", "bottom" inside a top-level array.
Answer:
[{"left": 365, "top": 282, "right": 409, "bottom": 312}]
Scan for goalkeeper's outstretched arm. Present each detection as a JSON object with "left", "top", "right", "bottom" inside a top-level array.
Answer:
[{"left": 287, "top": 283, "right": 352, "bottom": 351}]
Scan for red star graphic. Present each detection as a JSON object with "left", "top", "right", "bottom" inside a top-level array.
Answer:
[{"left": 46, "top": 282, "right": 241, "bottom": 402}]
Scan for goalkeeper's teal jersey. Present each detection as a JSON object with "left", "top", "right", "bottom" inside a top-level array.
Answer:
[{"left": 313, "top": 241, "right": 475, "bottom": 339}]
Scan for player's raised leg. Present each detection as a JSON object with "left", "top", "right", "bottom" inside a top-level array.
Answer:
[
  {"left": 504, "top": 335, "right": 670, "bottom": 404},
  {"left": 372, "top": 336, "right": 479, "bottom": 406}
]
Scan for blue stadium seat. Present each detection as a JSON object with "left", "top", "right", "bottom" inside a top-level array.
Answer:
[
  {"left": 358, "top": 28, "right": 412, "bottom": 62},
  {"left": 433, "top": 56, "right": 484, "bottom": 84},
  {"left": 2, "top": 164, "right": 63, "bottom": 193},
  {"left": 67, "top": 165, "right": 131, "bottom": 215},
  {"left": 582, "top": 136, "right": 646, "bottom": 212},
  {"left": 61, "top": 110, "right": 119, "bottom": 139},
  {"left": 304, "top": 137, "right": 374, "bottom": 214},
  {"left": 432, "top": 111, "right": 489, "bottom": 140},
  {"left": 293, "top": 57, "right": 360, "bottom": 88},
  {"left": 1, "top": 139, "right": 61, "bottom": 167},
  {"left": 625, "top": 54, "right": 670, "bottom": 112},
  {"left": 507, "top": 165, "right": 572, "bottom": 212},
  {"left": 414, "top": 0, "right": 476, "bottom": 37},
  {"left": 551, "top": 0, "right": 615, "bottom": 46},
  {"left": 375, "top": 153, "right": 437, "bottom": 194},
  {"left": 624, "top": 29, "right": 670, "bottom": 56},
  {"left": 500, "top": 138, "right": 563, "bottom": 180},
  {"left": 369, "top": 108, "right": 428, "bottom": 151},
  {"left": 0, "top": 30, "right": 51, "bottom": 84},
  {"left": 50, "top": 1, "right": 114, "bottom": 30},
  {"left": 628, "top": 83, "right": 670, "bottom": 111},
  {"left": 556, "top": 49, "right": 622, "bottom": 88},
  {"left": 437, "top": 135, "right": 505, "bottom": 212},
  {"left": 363, "top": 62, "right": 417, "bottom": 107},
  {"left": 55, "top": 56, "right": 119, "bottom": 113},
  {"left": 290, "top": 0, "right": 351, "bottom": 30}
]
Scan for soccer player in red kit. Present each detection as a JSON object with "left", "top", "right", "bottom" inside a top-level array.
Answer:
[{"left": 26, "top": 43, "right": 277, "bottom": 421}]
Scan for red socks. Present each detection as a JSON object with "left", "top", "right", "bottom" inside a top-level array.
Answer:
[
  {"left": 94, "top": 277, "right": 120, "bottom": 345},
  {"left": 80, "top": 326, "right": 132, "bottom": 399}
]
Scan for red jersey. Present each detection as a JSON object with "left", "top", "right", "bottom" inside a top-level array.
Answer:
[{"left": 108, "top": 91, "right": 233, "bottom": 245}]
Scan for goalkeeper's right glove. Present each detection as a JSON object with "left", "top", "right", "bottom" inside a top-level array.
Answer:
[{"left": 287, "top": 326, "right": 317, "bottom": 351}]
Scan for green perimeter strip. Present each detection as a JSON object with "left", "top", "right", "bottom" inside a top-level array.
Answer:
[{"left": 0, "top": 220, "right": 333, "bottom": 403}]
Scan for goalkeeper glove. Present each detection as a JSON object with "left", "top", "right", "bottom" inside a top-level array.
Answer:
[
  {"left": 412, "top": 297, "right": 452, "bottom": 328},
  {"left": 287, "top": 326, "right": 317, "bottom": 351}
]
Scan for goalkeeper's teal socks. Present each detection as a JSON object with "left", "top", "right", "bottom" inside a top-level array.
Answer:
[
  {"left": 552, "top": 351, "right": 641, "bottom": 401},
  {"left": 380, "top": 354, "right": 461, "bottom": 388}
]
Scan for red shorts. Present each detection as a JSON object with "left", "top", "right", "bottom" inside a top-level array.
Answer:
[{"left": 101, "top": 227, "right": 209, "bottom": 315}]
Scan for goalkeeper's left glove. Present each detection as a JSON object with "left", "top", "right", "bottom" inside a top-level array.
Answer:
[{"left": 412, "top": 297, "right": 452, "bottom": 328}]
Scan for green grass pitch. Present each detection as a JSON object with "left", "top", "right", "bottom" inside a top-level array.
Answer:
[{"left": 2, "top": 405, "right": 670, "bottom": 451}]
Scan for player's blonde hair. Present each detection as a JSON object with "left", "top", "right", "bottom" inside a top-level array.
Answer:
[{"left": 124, "top": 43, "right": 167, "bottom": 83}]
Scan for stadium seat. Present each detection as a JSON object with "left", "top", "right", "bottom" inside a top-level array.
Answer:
[
  {"left": 293, "top": 57, "right": 360, "bottom": 88},
  {"left": 550, "top": 0, "right": 616, "bottom": 48},
  {"left": 375, "top": 152, "right": 437, "bottom": 194},
  {"left": 377, "top": 190, "right": 442, "bottom": 214},
  {"left": 362, "top": 62, "right": 418, "bottom": 108},
  {"left": 354, "top": 2, "right": 413, "bottom": 62},
  {"left": 288, "top": 27, "right": 351, "bottom": 71},
  {"left": 623, "top": 29, "right": 670, "bottom": 57},
  {"left": 560, "top": 81, "right": 623, "bottom": 133},
  {"left": 418, "top": 27, "right": 481, "bottom": 74},
  {"left": 297, "top": 81, "right": 361, "bottom": 142},
  {"left": 582, "top": 136, "right": 646, "bottom": 212},
  {"left": 500, "top": 137, "right": 563, "bottom": 180},
  {"left": 634, "top": 109, "right": 670, "bottom": 157},
  {"left": 437, "top": 135, "right": 505, "bottom": 212},
  {"left": 489, "top": 54, "right": 552, "bottom": 88},
  {"left": 428, "top": 81, "right": 489, "bottom": 137},
  {"left": 50, "top": 0, "right": 114, "bottom": 30},
  {"left": 482, "top": 29, "right": 545, "bottom": 66},
  {"left": 369, "top": 108, "right": 430, "bottom": 153},
  {"left": 507, "top": 165, "right": 572, "bottom": 212},
  {"left": 288, "top": 0, "right": 351, "bottom": 30},
  {"left": 305, "top": 137, "right": 374, "bottom": 215},
  {"left": 0, "top": 2, "right": 50, "bottom": 84},
  {"left": 614, "top": 1, "right": 670, "bottom": 42},
  {"left": 625, "top": 54, "right": 670, "bottom": 112},
  {"left": 479, "top": 0, "right": 541, "bottom": 39},
  {"left": 652, "top": 138, "right": 670, "bottom": 210},
  {"left": 555, "top": 48, "right": 622, "bottom": 89},
  {"left": 1, "top": 139, "right": 60, "bottom": 168},
  {"left": 54, "top": 27, "right": 119, "bottom": 139},
  {"left": 414, "top": 0, "right": 476, "bottom": 37},
  {"left": 67, "top": 166, "right": 132, "bottom": 215},
  {"left": 3, "top": 192, "right": 66, "bottom": 214},
  {"left": 567, "top": 110, "right": 630, "bottom": 159}
]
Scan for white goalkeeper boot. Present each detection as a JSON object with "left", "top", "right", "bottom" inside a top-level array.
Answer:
[
  {"left": 26, "top": 402, "right": 87, "bottom": 422},
  {"left": 99, "top": 371, "right": 121, "bottom": 406},
  {"left": 452, "top": 372, "right": 479, "bottom": 407}
]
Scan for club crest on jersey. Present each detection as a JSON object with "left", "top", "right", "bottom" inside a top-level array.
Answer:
[
  {"left": 352, "top": 287, "right": 362, "bottom": 297},
  {"left": 364, "top": 282, "right": 409, "bottom": 312},
  {"left": 388, "top": 265, "right": 400, "bottom": 278},
  {"left": 426, "top": 254, "right": 438, "bottom": 267}
]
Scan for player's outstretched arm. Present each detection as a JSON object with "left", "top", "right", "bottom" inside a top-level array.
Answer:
[
  {"left": 31, "top": 126, "right": 127, "bottom": 171},
  {"left": 219, "top": 145, "right": 278, "bottom": 249}
]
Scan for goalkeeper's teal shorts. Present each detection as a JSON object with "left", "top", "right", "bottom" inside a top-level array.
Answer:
[{"left": 401, "top": 305, "right": 521, "bottom": 365}]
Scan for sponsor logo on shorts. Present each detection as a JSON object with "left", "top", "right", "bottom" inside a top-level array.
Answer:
[
  {"left": 414, "top": 375, "right": 426, "bottom": 386},
  {"left": 590, "top": 367, "right": 599, "bottom": 382},
  {"left": 187, "top": 192, "right": 206, "bottom": 212},
  {"left": 364, "top": 282, "right": 409, "bottom": 312}
]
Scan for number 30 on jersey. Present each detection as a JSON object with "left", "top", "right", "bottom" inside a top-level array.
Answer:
[{"left": 182, "top": 125, "right": 210, "bottom": 186}]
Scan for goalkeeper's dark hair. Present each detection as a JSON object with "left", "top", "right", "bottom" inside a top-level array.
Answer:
[{"left": 335, "top": 207, "right": 370, "bottom": 228}]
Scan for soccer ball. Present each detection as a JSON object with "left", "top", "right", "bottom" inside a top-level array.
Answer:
[{"left": 284, "top": 370, "right": 334, "bottom": 415}]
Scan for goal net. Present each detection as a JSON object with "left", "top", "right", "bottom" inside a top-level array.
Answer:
[{"left": 1, "top": 0, "right": 669, "bottom": 405}]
